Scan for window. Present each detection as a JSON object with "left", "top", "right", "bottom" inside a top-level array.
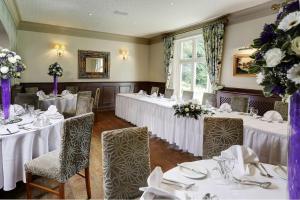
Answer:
[{"left": 175, "top": 35, "right": 210, "bottom": 100}]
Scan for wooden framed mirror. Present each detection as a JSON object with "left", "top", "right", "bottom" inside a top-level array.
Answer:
[{"left": 78, "top": 50, "right": 110, "bottom": 79}]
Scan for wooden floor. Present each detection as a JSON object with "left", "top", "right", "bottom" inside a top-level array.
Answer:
[{"left": 0, "top": 111, "right": 199, "bottom": 199}]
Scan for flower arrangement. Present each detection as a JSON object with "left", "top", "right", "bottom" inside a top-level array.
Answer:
[
  {"left": 173, "top": 102, "right": 212, "bottom": 120},
  {"left": 250, "top": 0, "right": 300, "bottom": 98},
  {"left": 48, "top": 62, "right": 63, "bottom": 77},
  {"left": 0, "top": 47, "right": 26, "bottom": 79}
]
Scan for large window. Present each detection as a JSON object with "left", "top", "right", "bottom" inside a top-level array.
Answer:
[{"left": 176, "top": 35, "right": 210, "bottom": 99}]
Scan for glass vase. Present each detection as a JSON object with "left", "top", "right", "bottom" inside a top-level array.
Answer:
[
  {"left": 53, "top": 75, "right": 58, "bottom": 96},
  {"left": 1, "top": 78, "right": 11, "bottom": 120},
  {"left": 288, "top": 90, "right": 300, "bottom": 199}
]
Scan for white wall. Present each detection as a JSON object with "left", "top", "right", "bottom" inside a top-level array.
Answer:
[
  {"left": 221, "top": 14, "right": 276, "bottom": 89},
  {"left": 17, "top": 30, "right": 150, "bottom": 83},
  {"left": 149, "top": 42, "right": 165, "bottom": 82}
]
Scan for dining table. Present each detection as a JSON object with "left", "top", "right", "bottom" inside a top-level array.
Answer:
[
  {"left": 39, "top": 94, "right": 77, "bottom": 114},
  {"left": 115, "top": 93, "right": 288, "bottom": 165},
  {"left": 141, "top": 159, "right": 288, "bottom": 199},
  {"left": 0, "top": 111, "right": 64, "bottom": 191}
]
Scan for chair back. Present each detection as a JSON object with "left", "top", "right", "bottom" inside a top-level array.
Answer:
[
  {"left": 231, "top": 96, "right": 249, "bottom": 112},
  {"left": 78, "top": 91, "right": 92, "bottom": 98},
  {"left": 25, "top": 87, "right": 38, "bottom": 94},
  {"left": 65, "top": 86, "right": 79, "bottom": 94},
  {"left": 150, "top": 87, "right": 159, "bottom": 95},
  {"left": 94, "top": 88, "right": 100, "bottom": 109},
  {"left": 274, "top": 101, "right": 288, "bottom": 121},
  {"left": 202, "top": 92, "right": 217, "bottom": 107},
  {"left": 14, "top": 93, "right": 39, "bottom": 109},
  {"left": 59, "top": 112, "right": 94, "bottom": 182},
  {"left": 182, "top": 91, "right": 193, "bottom": 101},
  {"left": 76, "top": 96, "right": 92, "bottom": 115},
  {"left": 164, "top": 89, "right": 174, "bottom": 98},
  {"left": 203, "top": 117, "right": 243, "bottom": 159},
  {"left": 102, "top": 127, "right": 150, "bottom": 199}
]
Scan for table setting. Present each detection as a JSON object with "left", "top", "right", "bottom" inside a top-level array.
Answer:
[{"left": 140, "top": 146, "right": 288, "bottom": 200}]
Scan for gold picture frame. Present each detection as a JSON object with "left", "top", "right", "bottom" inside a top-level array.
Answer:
[{"left": 233, "top": 54, "right": 255, "bottom": 77}]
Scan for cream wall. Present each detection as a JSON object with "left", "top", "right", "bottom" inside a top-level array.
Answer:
[
  {"left": 149, "top": 42, "right": 165, "bottom": 82},
  {"left": 17, "top": 30, "right": 150, "bottom": 83}
]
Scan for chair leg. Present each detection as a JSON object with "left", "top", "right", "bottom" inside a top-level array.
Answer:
[
  {"left": 85, "top": 168, "right": 91, "bottom": 199},
  {"left": 26, "top": 172, "right": 32, "bottom": 199},
  {"left": 59, "top": 183, "right": 65, "bottom": 199}
]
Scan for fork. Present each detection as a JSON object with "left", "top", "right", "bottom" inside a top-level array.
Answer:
[
  {"left": 233, "top": 177, "right": 272, "bottom": 189},
  {"left": 252, "top": 163, "right": 268, "bottom": 177},
  {"left": 260, "top": 163, "right": 273, "bottom": 178}
]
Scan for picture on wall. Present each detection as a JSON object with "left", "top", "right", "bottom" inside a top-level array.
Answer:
[{"left": 233, "top": 53, "right": 255, "bottom": 77}]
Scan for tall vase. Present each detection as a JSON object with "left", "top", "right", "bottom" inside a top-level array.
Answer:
[
  {"left": 53, "top": 75, "right": 58, "bottom": 96},
  {"left": 288, "top": 90, "right": 300, "bottom": 199},
  {"left": 1, "top": 78, "right": 11, "bottom": 120}
]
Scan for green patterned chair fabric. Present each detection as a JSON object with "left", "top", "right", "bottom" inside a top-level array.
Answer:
[
  {"left": 182, "top": 90, "right": 194, "bottom": 101},
  {"left": 75, "top": 96, "right": 93, "bottom": 115},
  {"left": 150, "top": 86, "right": 159, "bottom": 95},
  {"left": 274, "top": 101, "right": 288, "bottom": 121},
  {"left": 14, "top": 93, "right": 39, "bottom": 109},
  {"left": 25, "top": 87, "right": 39, "bottom": 94},
  {"left": 78, "top": 91, "right": 92, "bottom": 98},
  {"left": 231, "top": 96, "right": 249, "bottom": 112},
  {"left": 65, "top": 86, "right": 79, "bottom": 94},
  {"left": 164, "top": 89, "right": 174, "bottom": 98},
  {"left": 25, "top": 112, "right": 94, "bottom": 183},
  {"left": 202, "top": 92, "right": 217, "bottom": 107},
  {"left": 203, "top": 117, "right": 243, "bottom": 159},
  {"left": 102, "top": 127, "right": 150, "bottom": 199}
]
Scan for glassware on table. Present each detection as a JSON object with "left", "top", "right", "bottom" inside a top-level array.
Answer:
[
  {"left": 28, "top": 105, "right": 35, "bottom": 117},
  {"left": 159, "top": 93, "right": 164, "bottom": 98},
  {"left": 215, "top": 155, "right": 236, "bottom": 183}
]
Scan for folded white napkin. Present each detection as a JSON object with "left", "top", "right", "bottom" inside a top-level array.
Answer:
[
  {"left": 43, "top": 105, "right": 58, "bottom": 116},
  {"left": 138, "top": 90, "right": 144, "bottom": 95},
  {"left": 151, "top": 92, "right": 158, "bottom": 97},
  {"left": 36, "top": 90, "right": 47, "bottom": 100},
  {"left": 219, "top": 103, "right": 232, "bottom": 112},
  {"left": 61, "top": 90, "right": 71, "bottom": 96},
  {"left": 12, "top": 104, "right": 25, "bottom": 116},
  {"left": 263, "top": 110, "right": 283, "bottom": 122},
  {"left": 0, "top": 124, "right": 19, "bottom": 135},
  {"left": 221, "top": 145, "right": 259, "bottom": 175}
]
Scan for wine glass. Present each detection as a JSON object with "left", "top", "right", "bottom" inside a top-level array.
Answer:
[{"left": 28, "top": 105, "right": 35, "bottom": 117}]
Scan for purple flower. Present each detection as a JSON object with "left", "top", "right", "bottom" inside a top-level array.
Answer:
[
  {"left": 16, "top": 65, "right": 23, "bottom": 72},
  {"left": 260, "top": 24, "right": 276, "bottom": 44},
  {"left": 272, "top": 85, "right": 285, "bottom": 95},
  {"left": 255, "top": 52, "right": 263, "bottom": 60}
]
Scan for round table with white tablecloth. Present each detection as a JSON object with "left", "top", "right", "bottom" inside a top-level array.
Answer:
[
  {"left": 39, "top": 94, "right": 77, "bottom": 114},
  {"left": 0, "top": 114, "right": 64, "bottom": 191}
]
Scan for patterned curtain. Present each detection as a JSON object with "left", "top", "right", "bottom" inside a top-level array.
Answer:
[
  {"left": 203, "top": 22, "right": 225, "bottom": 88},
  {"left": 163, "top": 36, "right": 175, "bottom": 88}
]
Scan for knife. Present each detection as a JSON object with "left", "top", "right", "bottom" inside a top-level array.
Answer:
[
  {"left": 177, "top": 164, "right": 207, "bottom": 175},
  {"left": 278, "top": 165, "right": 287, "bottom": 175}
]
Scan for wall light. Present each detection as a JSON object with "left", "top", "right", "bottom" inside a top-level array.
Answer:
[
  {"left": 54, "top": 44, "right": 65, "bottom": 57},
  {"left": 119, "top": 49, "right": 129, "bottom": 60}
]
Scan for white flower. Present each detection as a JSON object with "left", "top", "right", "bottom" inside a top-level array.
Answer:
[
  {"left": 264, "top": 48, "right": 284, "bottom": 67},
  {"left": 287, "top": 63, "right": 300, "bottom": 84},
  {"left": 190, "top": 104, "right": 195, "bottom": 109},
  {"left": 1, "top": 48, "right": 9, "bottom": 52},
  {"left": 196, "top": 105, "right": 200, "bottom": 110},
  {"left": 291, "top": 36, "right": 300, "bottom": 56},
  {"left": 8, "top": 57, "right": 17, "bottom": 64},
  {"left": 0, "top": 53, "right": 5, "bottom": 58},
  {"left": 184, "top": 108, "right": 189, "bottom": 112},
  {"left": 256, "top": 72, "right": 264, "bottom": 84},
  {"left": 278, "top": 11, "right": 300, "bottom": 31},
  {"left": 0, "top": 66, "right": 9, "bottom": 74},
  {"left": 14, "top": 55, "right": 21, "bottom": 60}
]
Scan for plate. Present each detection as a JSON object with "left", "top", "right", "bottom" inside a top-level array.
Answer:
[{"left": 178, "top": 164, "right": 208, "bottom": 179}]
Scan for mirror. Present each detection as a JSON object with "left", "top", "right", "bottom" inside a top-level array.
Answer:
[{"left": 78, "top": 50, "right": 110, "bottom": 79}]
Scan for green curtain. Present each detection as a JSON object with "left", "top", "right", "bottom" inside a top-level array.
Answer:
[
  {"left": 203, "top": 22, "right": 225, "bottom": 88},
  {"left": 163, "top": 36, "right": 175, "bottom": 88}
]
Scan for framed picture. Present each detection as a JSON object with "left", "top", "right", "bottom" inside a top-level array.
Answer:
[{"left": 233, "top": 53, "right": 255, "bottom": 77}]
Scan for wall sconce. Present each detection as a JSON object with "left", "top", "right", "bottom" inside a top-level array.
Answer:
[
  {"left": 54, "top": 44, "right": 65, "bottom": 57},
  {"left": 119, "top": 49, "right": 129, "bottom": 60}
]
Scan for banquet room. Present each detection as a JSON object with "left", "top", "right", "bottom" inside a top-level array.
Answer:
[{"left": 0, "top": 0, "right": 299, "bottom": 199}]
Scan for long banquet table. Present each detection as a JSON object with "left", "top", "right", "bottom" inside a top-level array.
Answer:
[
  {"left": 0, "top": 114, "right": 64, "bottom": 191},
  {"left": 115, "top": 93, "right": 288, "bottom": 165}
]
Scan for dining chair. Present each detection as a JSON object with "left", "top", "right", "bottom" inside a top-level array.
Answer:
[
  {"left": 182, "top": 90, "right": 194, "bottom": 101},
  {"left": 102, "top": 127, "right": 150, "bottom": 199},
  {"left": 94, "top": 88, "right": 100, "bottom": 109},
  {"left": 25, "top": 87, "right": 39, "bottom": 94},
  {"left": 65, "top": 86, "right": 79, "bottom": 94},
  {"left": 202, "top": 92, "right": 217, "bottom": 107},
  {"left": 150, "top": 87, "right": 159, "bottom": 95},
  {"left": 25, "top": 112, "right": 94, "bottom": 199},
  {"left": 164, "top": 89, "right": 174, "bottom": 98},
  {"left": 274, "top": 101, "right": 288, "bottom": 121},
  {"left": 231, "top": 96, "right": 249, "bottom": 112},
  {"left": 75, "top": 96, "right": 94, "bottom": 115},
  {"left": 203, "top": 117, "right": 243, "bottom": 159},
  {"left": 78, "top": 91, "right": 92, "bottom": 98},
  {"left": 14, "top": 93, "right": 39, "bottom": 109}
]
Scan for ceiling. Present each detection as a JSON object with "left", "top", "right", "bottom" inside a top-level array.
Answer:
[{"left": 15, "top": 0, "right": 272, "bottom": 38}]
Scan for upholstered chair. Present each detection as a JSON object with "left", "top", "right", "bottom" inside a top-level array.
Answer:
[
  {"left": 150, "top": 86, "right": 159, "bottom": 95},
  {"left": 78, "top": 91, "right": 92, "bottom": 98},
  {"left": 231, "top": 96, "right": 249, "bottom": 112},
  {"left": 203, "top": 117, "right": 243, "bottom": 159},
  {"left": 25, "top": 113, "right": 94, "bottom": 199},
  {"left": 25, "top": 87, "right": 39, "bottom": 94},
  {"left": 76, "top": 97, "right": 93, "bottom": 115},
  {"left": 202, "top": 93, "right": 217, "bottom": 107},
  {"left": 94, "top": 88, "right": 100, "bottom": 109},
  {"left": 65, "top": 86, "right": 79, "bottom": 94},
  {"left": 182, "top": 91, "right": 194, "bottom": 101},
  {"left": 274, "top": 101, "right": 288, "bottom": 121},
  {"left": 164, "top": 89, "right": 174, "bottom": 98},
  {"left": 14, "top": 93, "right": 39, "bottom": 109},
  {"left": 102, "top": 127, "right": 150, "bottom": 199}
]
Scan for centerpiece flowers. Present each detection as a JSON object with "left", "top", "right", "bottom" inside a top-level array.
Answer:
[
  {"left": 48, "top": 62, "right": 63, "bottom": 96},
  {"left": 0, "top": 47, "right": 26, "bottom": 121},
  {"left": 173, "top": 102, "right": 213, "bottom": 120},
  {"left": 249, "top": 1, "right": 300, "bottom": 198}
]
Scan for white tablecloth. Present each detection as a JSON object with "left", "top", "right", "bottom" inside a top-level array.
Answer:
[
  {"left": 39, "top": 94, "right": 77, "bottom": 114},
  {"left": 115, "top": 94, "right": 288, "bottom": 165},
  {"left": 0, "top": 114, "right": 64, "bottom": 191},
  {"left": 154, "top": 159, "right": 287, "bottom": 199}
]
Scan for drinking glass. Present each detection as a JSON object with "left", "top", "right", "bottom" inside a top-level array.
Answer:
[
  {"left": 28, "top": 105, "right": 35, "bottom": 117},
  {"left": 216, "top": 156, "right": 236, "bottom": 183}
]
